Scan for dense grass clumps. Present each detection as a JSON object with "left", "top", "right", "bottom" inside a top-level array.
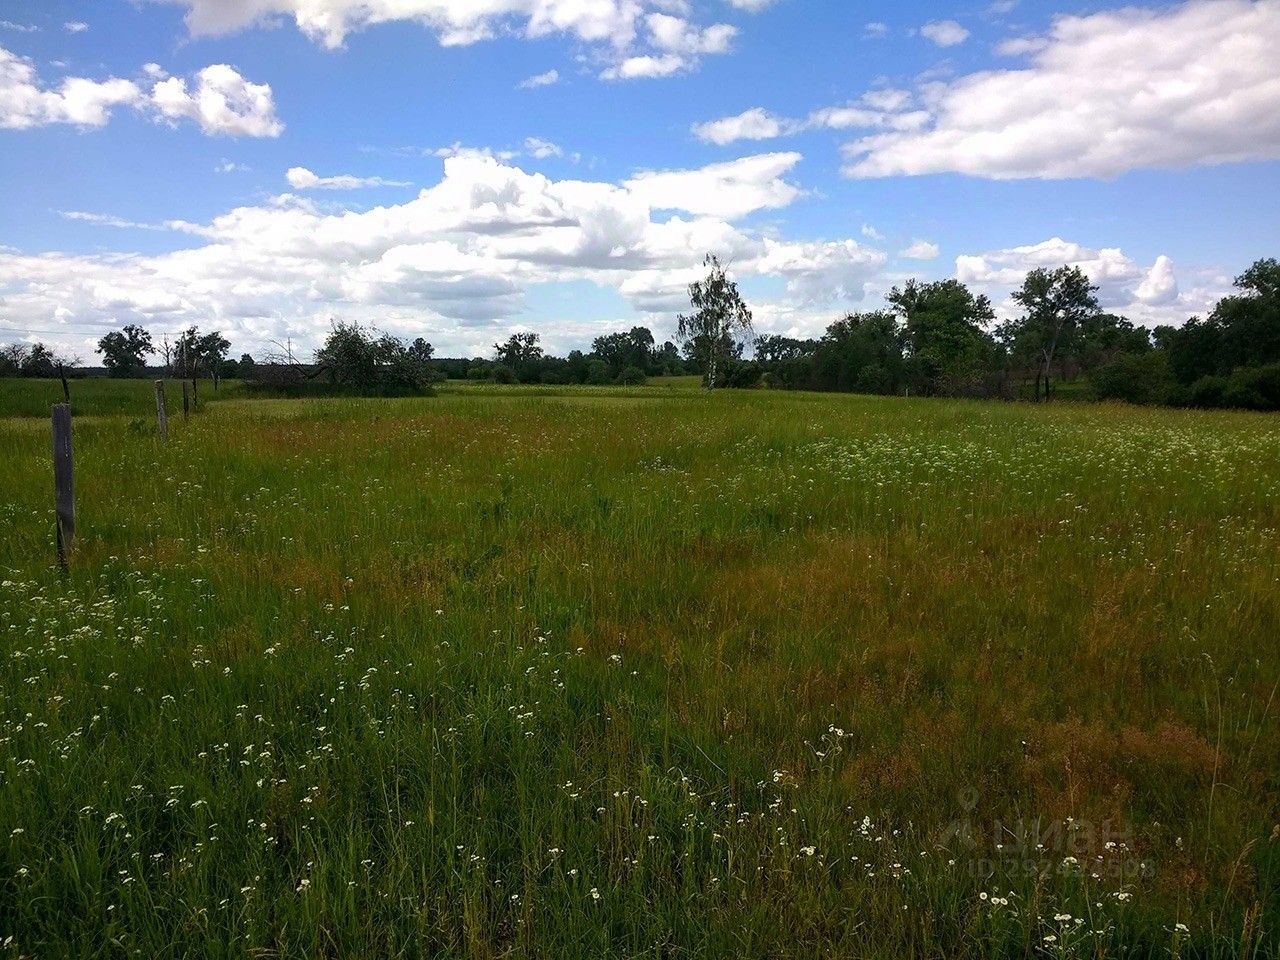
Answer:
[
  {"left": 0, "top": 383, "right": 1277, "bottom": 958},
  {"left": 0, "top": 378, "right": 245, "bottom": 418}
]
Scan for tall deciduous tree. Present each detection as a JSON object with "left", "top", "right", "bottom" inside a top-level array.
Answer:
[
  {"left": 592, "top": 327, "right": 656, "bottom": 375},
  {"left": 494, "top": 332, "right": 543, "bottom": 366},
  {"left": 96, "top": 324, "right": 155, "bottom": 377},
  {"left": 19, "top": 343, "right": 60, "bottom": 378},
  {"left": 813, "top": 311, "right": 906, "bottom": 394},
  {"left": 1003, "top": 266, "right": 1100, "bottom": 400},
  {"left": 197, "top": 331, "right": 231, "bottom": 388},
  {"left": 408, "top": 338, "right": 434, "bottom": 363},
  {"left": 888, "top": 279, "right": 996, "bottom": 396},
  {"left": 677, "top": 254, "right": 753, "bottom": 389}
]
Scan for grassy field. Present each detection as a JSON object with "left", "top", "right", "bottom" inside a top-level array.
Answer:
[
  {"left": 1, "top": 377, "right": 1277, "bottom": 958},
  {"left": 0, "top": 377, "right": 250, "bottom": 419}
]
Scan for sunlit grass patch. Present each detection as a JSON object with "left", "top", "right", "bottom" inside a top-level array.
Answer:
[{"left": 1, "top": 385, "right": 1277, "bottom": 958}]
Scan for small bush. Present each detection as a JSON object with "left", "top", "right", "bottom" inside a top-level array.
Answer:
[
  {"left": 490, "top": 364, "right": 517, "bottom": 384},
  {"left": 1090, "top": 351, "right": 1171, "bottom": 405},
  {"left": 1170, "top": 363, "right": 1280, "bottom": 410}
]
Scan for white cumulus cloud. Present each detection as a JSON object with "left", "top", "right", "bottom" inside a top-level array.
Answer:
[
  {"left": 844, "top": 0, "right": 1280, "bottom": 179},
  {"left": 1135, "top": 255, "right": 1179, "bottom": 305},
  {"left": 956, "top": 238, "right": 1216, "bottom": 325},
  {"left": 151, "top": 64, "right": 282, "bottom": 137},
  {"left": 920, "top": 20, "right": 969, "bottom": 47},
  {"left": 600, "top": 54, "right": 686, "bottom": 80},
  {"left": 900, "top": 239, "right": 940, "bottom": 260},
  {"left": 163, "top": 1, "right": 740, "bottom": 80},
  {"left": 0, "top": 46, "right": 142, "bottom": 129},
  {"left": 523, "top": 137, "right": 563, "bottom": 159},
  {"left": 3, "top": 151, "right": 886, "bottom": 355},
  {"left": 0, "top": 47, "right": 281, "bottom": 137},
  {"left": 623, "top": 152, "right": 804, "bottom": 219},
  {"left": 692, "top": 107, "right": 791, "bottom": 145}
]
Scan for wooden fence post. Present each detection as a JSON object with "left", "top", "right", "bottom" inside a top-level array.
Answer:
[
  {"left": 182, "top": 380, "right": 190, "bottom": 419},
  {"left": 155, "top": 380, "right": 168, "bottom": 441},
  {"left": 52, "top": 403, "right": 74, "bottom": 571},
  {"left": 191, "top": 376, "right": 198, "bottom": 409}
]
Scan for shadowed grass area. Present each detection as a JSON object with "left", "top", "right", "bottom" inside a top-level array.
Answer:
[{"left": 1, "top": 384, "right": 1277, "bottom": 958}]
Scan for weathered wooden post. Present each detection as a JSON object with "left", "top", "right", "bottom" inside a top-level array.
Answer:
[
  {"left": 191, "top": 376, "right": 198, "bottom": 409},
  {"left": 154, "top": 380, "right": 168, "bottom": 441},
  {"left": 182, "top": 379, "right": 190, "bottom": 419},
  {"left": 51, "top": 403, "right": 74, "bottom": 571}
]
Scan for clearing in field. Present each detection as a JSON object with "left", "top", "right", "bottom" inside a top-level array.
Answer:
[{"left": 1, "top": 380, "right": 1278, "bottom": 958}]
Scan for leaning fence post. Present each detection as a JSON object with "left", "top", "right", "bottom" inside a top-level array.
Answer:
[
  {"left": 155, "top": 380, "right": 168, "bottom": 441},
  {"left": 52, "top": 403, "right": 74, "bottom": 572}
]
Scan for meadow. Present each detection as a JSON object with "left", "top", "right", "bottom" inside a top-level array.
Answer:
[{"left": 0, "top": 377, "right": 1277, "bottom": 958}]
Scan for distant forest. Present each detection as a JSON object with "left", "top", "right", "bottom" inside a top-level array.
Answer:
[{"left": 3, "top": 257, "right": 1276, "bottom": 411}]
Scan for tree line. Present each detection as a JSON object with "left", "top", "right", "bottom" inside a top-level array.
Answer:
[
  {"left": 3, "top": 256, "right": 1276, "bottom": 409},
  {"left": 434, "top": 327, "right": 688, "bottom": 386},
  {"left": 0, "top": 325, "right": 243, "bottom": 383},
  {"left": 746, "top": 256, "right": 1280, "bottom": 410}
]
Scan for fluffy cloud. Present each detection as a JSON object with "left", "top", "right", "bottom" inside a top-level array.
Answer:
[
  {"left": 3, "top": 151, "right": 885, "bottom": 354},
  {"left": 646, "top": 14, "right": 735, "bottom": 55},
  {"left": 0, "top": 46, "right": 141, "bottom": 128},
  {"left": 727, "top": 0, "right": 779, "bottom": 10},
  {"left": 0, "top": 47, "right": 281, "bottom": 136},
  {"left": 955, "top": 238, "right": 1218, "bottom": 325},
  {"left": 151, "top": 64, "right": 282, "bottom": 137},
  {"left": 523, "top": 137, "right": 563, "bottom": 159},
  {"left": 623, "top": 152, "right": 803, "bottom": 219},
  {"left": 844, "top": 0, "right": 1280, "bottom": 179},
  {"left": 599, "top": 15, "right": 736, "bottom": 80},
  {"left": 692, "top": 107, "right": 790, "bottom": 145},
  {"left": 286, "top": 167, "right": 411, "bottom": 189},
  {"left": 599, "top": 55, "right": 686, "bottom": 80},
  {"left": 919, "top": 20, "right": 969, "bottom": 47},
  {"left": 165, "top": 0, "right": 641, "bottom": 48},
  {"left": 900, "top": 239, "right": 939, "bottom": 261},
  {"left": 756, "top": 239, "right": 887, "bottom": 305},
  {"left": 1134, "top": 255, "right": 1179, "bottom": 306},
  {"left": 162, "top": 1, "right": 737, "bottom": 79}
]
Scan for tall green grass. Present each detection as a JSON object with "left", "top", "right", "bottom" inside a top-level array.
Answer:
[
  {"left": 1, "top": 384, "right": 1277, "bottom": 958},
  {"left": 0, "top": 377, "right": 247, "bottom": 418}
]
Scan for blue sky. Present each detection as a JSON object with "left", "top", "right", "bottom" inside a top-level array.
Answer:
[{"left": 1, "top": 0, "right": 1277, "bottom": 359}]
